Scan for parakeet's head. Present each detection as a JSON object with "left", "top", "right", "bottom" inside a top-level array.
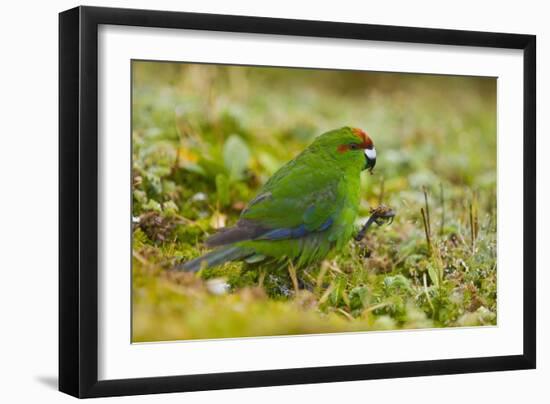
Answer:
[{"left": 311, "top": 127, "right": 376, "bottom": 173}]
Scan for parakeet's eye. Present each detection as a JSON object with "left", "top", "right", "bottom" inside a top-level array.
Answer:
[{"left": 349, "top": 143, "right": 360, "bottom": 150}]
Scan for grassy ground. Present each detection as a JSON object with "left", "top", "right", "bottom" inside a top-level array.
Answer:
[{"left": 131, "top": 61, "right": 497, "bottom": 342}]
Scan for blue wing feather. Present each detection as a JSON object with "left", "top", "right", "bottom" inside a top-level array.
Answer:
[
  {"left": 317, "top": 217, "right": 334, "bottom": 231},
  {"left": 256, "top": 217, "right": 333, "bottom": 241}
]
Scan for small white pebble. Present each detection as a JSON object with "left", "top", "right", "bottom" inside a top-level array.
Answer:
[
  {"left": 192, "top": 192, "right": 207, "bottom": 202},
  {"left": 206, "top": 279, "right": 230, "bottom": 295}
]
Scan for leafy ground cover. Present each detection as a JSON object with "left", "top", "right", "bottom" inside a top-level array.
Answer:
[{"left": 132, "top": 62, "right": 497, "bottom": 342}]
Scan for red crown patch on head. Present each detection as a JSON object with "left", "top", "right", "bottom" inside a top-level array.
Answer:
[
  {"left": 337, "top": 128, "right": 374, "bottom": 153},
  {"left": 352, "top": 128, "right": 374, "bottom": 149}
]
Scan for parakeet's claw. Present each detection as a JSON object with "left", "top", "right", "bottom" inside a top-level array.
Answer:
[
  {"left": 355, "top": 204, "right": 396, "bottom": 241},
  {"left": 371, "top": 204, "right": 396, "bottom": 224},
  {"left": 381, "top": 211, "right": 395, "bottom": 225}
]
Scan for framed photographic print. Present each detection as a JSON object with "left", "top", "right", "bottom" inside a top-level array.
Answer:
[{"left": 59, "top": 6, "right": 536, "bottom": 398}]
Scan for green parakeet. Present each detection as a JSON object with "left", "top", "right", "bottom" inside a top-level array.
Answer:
[{"left": 179, "top": 126, "right": 376, "bottom": 272}]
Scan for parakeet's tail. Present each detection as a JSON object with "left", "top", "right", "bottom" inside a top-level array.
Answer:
[{"left": 175, "top": 246, "right": 252, "bottom": 272}]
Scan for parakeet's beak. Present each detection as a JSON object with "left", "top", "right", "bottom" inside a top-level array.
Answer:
[{"left": 364, "top": 147, "right": 376, "bottom": 172}]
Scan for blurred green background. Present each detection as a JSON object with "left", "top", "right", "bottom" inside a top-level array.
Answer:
[{"left": 132, "top": 61, "right": 497, "bottom": 342}]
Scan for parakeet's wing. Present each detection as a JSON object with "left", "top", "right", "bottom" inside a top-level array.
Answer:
[
  {"left": 205, "top": 157, "right": 341, "bottom": 247},
  {"left": 243, "top": 161, "right": 339, "bottom": 230}
]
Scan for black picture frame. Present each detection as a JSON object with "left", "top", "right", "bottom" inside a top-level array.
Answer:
[{"left": 59, "top": 5, "right": 536, "bottom": 398}]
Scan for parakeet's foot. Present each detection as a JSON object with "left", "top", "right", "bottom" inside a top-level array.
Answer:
[{"left": 355, "top": 204, "right": 396, "bottom": 241}]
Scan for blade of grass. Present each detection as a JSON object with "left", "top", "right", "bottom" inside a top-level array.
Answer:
[
  {"left": 439, "top": 182, "right": 445, "bottom": 236},
  {"left": 287, "top": 260, "right": 299, "bottom": 295},
  {"left": 258, "top": 269, "right": 266, "bottom": 289},
  {"left": 421, "top": 207, "right": 432, "bottom": 255},
  {"left": 423, "top": 186, "right": 431, "bottom": 236},
  {"left": 316, "top": 261, "right": 330, "bottom": 291}
]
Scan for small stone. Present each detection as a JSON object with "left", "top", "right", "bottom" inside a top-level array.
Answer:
[
  {"left": 206, "top": 279, "right": 230, "bottom": 296},
  {"left": 191, "top": 192, "right": 207, "bottom": 202}
]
